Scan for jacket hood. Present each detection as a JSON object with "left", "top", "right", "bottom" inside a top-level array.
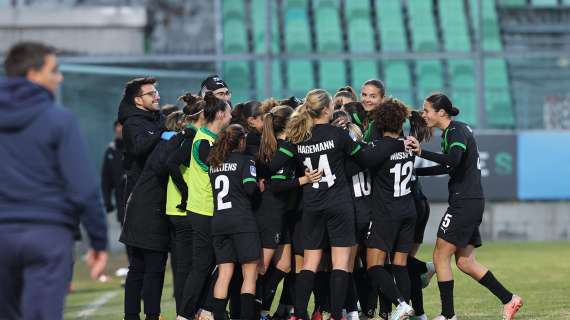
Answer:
[
  {"left": 0, "top": 78, "right": 54, "bottom": 131},
  {"left": 117, "top": 97, "right": 160, "bottom": 124}
]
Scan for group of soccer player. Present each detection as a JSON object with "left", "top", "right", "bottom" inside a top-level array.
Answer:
[{"left": 118, "top": 75, "right": 523, "bottom": 320}]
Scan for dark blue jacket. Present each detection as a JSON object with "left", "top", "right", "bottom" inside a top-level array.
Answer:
[{"left": 0, "top": 78, "right": 108, "bottom": 251}]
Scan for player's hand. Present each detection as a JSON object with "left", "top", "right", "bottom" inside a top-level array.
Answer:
[
  {"left": 258, "top": 179, "right": 265, "bottom": 192},
  {"left": 86, "top": 249, "right": 108, "bottom": 280},
  {"left": 332, "top": 117, "right": 348, "bottom": 129},
  {"left": 307, "top": 169, "right": 322, "bottom": 183},
  {"left": 405, "top": 136, "right": 421, "bottom": 155}
]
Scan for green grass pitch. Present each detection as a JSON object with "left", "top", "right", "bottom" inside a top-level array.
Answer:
[{"left": 64, "top": 241, "right": 570, "bottom": 319}]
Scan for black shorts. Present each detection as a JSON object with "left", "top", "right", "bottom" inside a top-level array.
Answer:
[
  {"left": 257, "top": 214, "right": 291, "bottom": 249},
  {"left": 213, "top": 232, "right": 261, "bottom": 264},
  {"left": 413, "top": 197, "right": 430, "bottom": 244},
  {"left": 366, "top": 213, "right": 416, "bottom": 254},
  {"left": 302, "top": 203, "right": 356, "bottom": 250},
  {"left": 354, "top": 199, "right": 372, "bottom": 243},
  {"left": 437, "top": 199, "right": 484, "bottom": 248}
]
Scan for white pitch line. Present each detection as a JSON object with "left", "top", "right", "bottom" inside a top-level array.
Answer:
[{"left": 76, "top": 291, "right": 119, "bottom": 318}]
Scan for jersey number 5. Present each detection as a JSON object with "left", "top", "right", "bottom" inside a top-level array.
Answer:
[
  {"left": 303, "top": 154, "right": 336, "bottom": 189},
  {"left": 389, "top": 161, "right": 413, "bottom": 197},
  {"left": 214, "top": 175, "right": 232, "bottom": 210}
]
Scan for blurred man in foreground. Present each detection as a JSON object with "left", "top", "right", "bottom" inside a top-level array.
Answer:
[{"left": 0, "top": 42, "right": 108, "bottom": 319}]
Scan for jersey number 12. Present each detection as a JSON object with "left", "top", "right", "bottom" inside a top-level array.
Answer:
[
  {"left": 303, "top": 154, "right": 336, "bottom": 189},
  {"left": 389, "top": 161, "right": 413, "bottom": 197},
  {"left": 214, "top": 175, "right": 232, "bottom": 210}
]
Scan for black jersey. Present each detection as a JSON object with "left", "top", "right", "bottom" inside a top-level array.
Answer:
[
  {"left": 441, "top": 121, "right": 484, "bottom": 200},
  {"left": 368, "top": 137, "right": 416, "bottom": 219},
  {"left": 279, "top": 124, "right": 361, "bottom": 211},
  {"left": 209, "top": 152, "right": 258, "bottom": 235}
]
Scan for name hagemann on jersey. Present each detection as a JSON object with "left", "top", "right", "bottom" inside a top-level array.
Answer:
[{"left": 298, "top": 140, "right": 335, "bottom": 154}]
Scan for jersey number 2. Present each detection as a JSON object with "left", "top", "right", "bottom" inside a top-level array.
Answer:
[
  {"left": 303, "top": 154, "right": 336, "bottom": 189},
  {"left": 389, "top": 161, "right": 413, "bottom": 197},
  {"left": 214, "top": 175, "right": 232, "bottom": 210}
]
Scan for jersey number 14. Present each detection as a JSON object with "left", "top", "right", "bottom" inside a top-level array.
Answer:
[
  {"left": 389, "top": 161, "right": 413, "bottom": 197},
  {"left": 303, "top": 154, "right": 336, "bottom": 189}
]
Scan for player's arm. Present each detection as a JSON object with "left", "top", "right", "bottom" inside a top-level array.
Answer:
[
  {"left": 166, "top": 135, "right": 196, "bottom": 209},
  {"left": 269, "top": 162, "right": 321, "bottom": 193},
  {"left": 268, "top": 140, "right": 297, "bottom": 172},
  {"left": 194, "top": 139, "right": 213, "bottom": 172},
  {"left": 242, "top": 158, "right": 259, "bottom": 195},
  {"left": 417, "top": 127, "right": 467, "bottom": 168},
  {"left": 353, "top": 140, "right": 404, "bottom": 168},
  {"left": 415, "top": 165, "right": 449, "bottom": 176}
]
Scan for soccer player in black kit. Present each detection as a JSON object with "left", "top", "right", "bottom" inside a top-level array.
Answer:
[
  {"left": 411, "top": 93, "right": 522, "bottom": 320},
  {"left": 207, "top": 124, "right": 261, "bottom": 320}
]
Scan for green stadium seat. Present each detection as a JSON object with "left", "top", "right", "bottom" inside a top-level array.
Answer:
[
  {"left": 345, "top": 0, "right": 371, "bottom": 19},
  {"left": 439, "top": 0, "right": 471, "bottom": 51},
  {"left": 255, "top": 61, "right": 283, "bottom": 98},
  {"left": 531, "top": 0, "right": 558, "bottom": 6},
  {"left": 485, "top": 59, "right": 515, "bottom": 128},
  {"left": 319, "top": 60, "right": 346, "bottom": 93},
  {"left": 415, "top": 60, "right": 444, "bottom": 102},
  {"left": 284, "top": 0, "right": 311, "bottom": 53},
  {"left": 351, "top": 60, "right": 379, "bottom": 88},
  {"left": 448, "top": 60, "right": 477, "bottom": 126},
  {"left": 564, "top": 0, "right": 570, "bottom": 5},
  {"left": 224, "top": 61, "right": 251, "bottom": 103},
  {"left": 407, "top": 0, "right": 438, "bottom": 52},
  {"left": 251, "top": 0, "right": 279, "bottom": 53},
  {"left": 500, "top": 0, "right": 526, "bottom": 6},
  {"left": 376, "top": 0, "right": 407, "bottom": 52},
  {"left": 223, "top": 19, "right": 248, "bottom": 53},
  {"left": 470, "top": 0, "right": 502, "bottom": 51},
  {"left": 347, "top": 18, "right": 375, "bottom": 52},
  {"left": 314, "top": 0, "right": 343, "bottom": 53},
  {"left": 222, "top": 0, "right": 246, "bottom": 20},
  {"left": 287, "top": 59, "right": 315, "bottom": 97},
  {"left": 383, "top": 61, "right": 413, "bottom": 106}
]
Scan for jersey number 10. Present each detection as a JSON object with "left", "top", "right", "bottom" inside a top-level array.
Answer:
[
  {"left": 389, "top": 161, "right": 413, "bottom": 197},
  {"left": 303, "top": 154, "right": 336, "bottom": 189}
]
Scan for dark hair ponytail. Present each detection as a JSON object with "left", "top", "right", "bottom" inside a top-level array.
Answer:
[
  {"left": 258, "top": 105, "right": 294, "bottom": 164},
  {"left": 203, "top": 91, "right": 228, "bottom": 123},
  {"left": 207, "top": 124, "right": 246, "bottom": 168},
  {"left": 178, "top": 91, "right": 204, "bottom": 121},
  {"left": 231, "top": 100, "right": 262, "bottom": 132},
  {"left": 425, "top": 92, "right": 460, "bottom": 117},
  {"left": 408, "top": 110, "right": 432, "bottom": 143}
]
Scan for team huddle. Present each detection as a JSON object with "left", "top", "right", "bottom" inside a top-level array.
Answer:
[{"left": 117, "top": 76, "right": 523, "bottom": 320}]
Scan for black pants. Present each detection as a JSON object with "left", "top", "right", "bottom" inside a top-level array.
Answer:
[
  {"left": 124, "top": 246, "right": 168, "bottom": 320},
  {"left": 180, "top": 213, "right": 215, "bottom": 319},
  {"left": 169, "top": 215, "right": 194, "bottom": 313}
]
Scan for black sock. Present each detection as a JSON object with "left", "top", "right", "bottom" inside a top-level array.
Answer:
[
  {"left": 330, "top": 269, "right": 350, "bottom": 320},
  {"left": 343, "top": 273, "right": 359, "bottom": 312},
  {"left": 409, "top": 266, "right": 425, "bottom": 315},
  {"left": 279, "top": 272, "right": 294, "bottom": 307},
  {"left": 378, "top": 291, "right": 392, "bottom": 320},
  {"left": 392, "top": 265, "right": 411, "bottom": 302},
  {"left": 294, "top": 270, "right": 315, "bottom": 319},
  {"left": 407, "top": 257, "right": 428, "bottom": 274},
  {"left": 212, "top": 297, "right": 227, "bottom": 320},
  {"left": 478, "top": 271, "right": 513, "bottom": 304},
  {"left": 240, "top": 293, "right": 255, "bottom": 320},
  {"left": 313, "top": 271, "right": 330, "bottom": 312},
  {"left": 367, "top": 265, "right": 404, "bottom": 306},
  {"left": 365, "top": 281, "right": 379, "bottom": 318},
  {"left": 438, "top": 280, "right": 454, "bottom": 318},
  {"left": 262, "top": 268, "right": 288, "bottom": 311}
]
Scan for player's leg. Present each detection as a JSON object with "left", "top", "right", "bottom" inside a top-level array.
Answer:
[
  {"left": 455, "top": 245, "right": 523, "bottom": 320},
  {"left": 213, "top": 263, "right": 234, "bottom": 320},
  {"left": 433, "top": 237, "right": 457, "bottom": 320}
]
